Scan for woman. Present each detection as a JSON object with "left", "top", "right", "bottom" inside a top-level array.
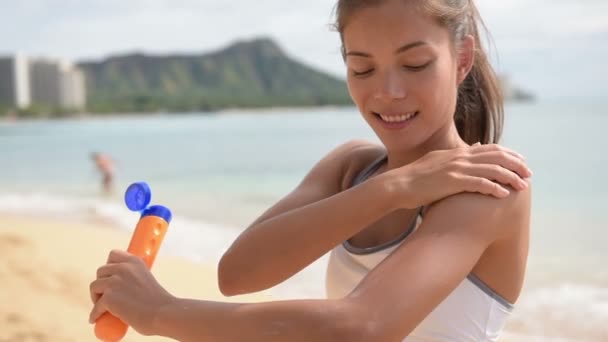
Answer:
[{"left": 89, "top": 0, "right": 532, "bottom": 340}]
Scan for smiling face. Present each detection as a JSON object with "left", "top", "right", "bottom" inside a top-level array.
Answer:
[{"left": 342, "top": 0, "right": 474, "bottom": 154}]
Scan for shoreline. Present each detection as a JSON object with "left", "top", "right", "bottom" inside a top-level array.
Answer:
[{"left": 0, "top": 104, "right": 358, "bottom": 123}]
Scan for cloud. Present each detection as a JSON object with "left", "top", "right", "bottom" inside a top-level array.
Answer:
[
  {"left": 1, "top": 0, "right": 605, "bottom": 98},
  {"left": 478, "top": 0, "right": 608, "bottom": 44}
]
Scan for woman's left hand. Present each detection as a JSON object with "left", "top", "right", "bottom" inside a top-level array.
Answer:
[{"left": 89, "top": 249, "right": 175, "bottom": 336}]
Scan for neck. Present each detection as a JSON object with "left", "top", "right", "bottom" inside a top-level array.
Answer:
[{"left": 385, "top": 122, "right": 468, "bottom": 170}]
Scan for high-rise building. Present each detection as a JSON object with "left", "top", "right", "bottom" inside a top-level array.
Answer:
[
  {"left": 30, "top": 58, "right": 87, "bottom": 110},
  {"left": 29, "top": 59, "right": 61, "bottom": 106},
  {"left": 0, "top": 54, "right": 31, "bottom": 109},
  {"left": 0, "top": 54, "right": 87, "bottom": 111},
  {"left": 60, "top": 62, "right": 86, "bottom": 110}
]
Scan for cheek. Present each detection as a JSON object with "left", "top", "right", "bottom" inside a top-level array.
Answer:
[
  {"left": 422, "top": 63, "right": 459, "bottom": 116},
  {"left": 346, "top": 76, "right": 368, "bottom": 109}
]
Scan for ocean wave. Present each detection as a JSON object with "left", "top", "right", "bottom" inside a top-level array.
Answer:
[
  {"left": 507, "top": 284, "right": 608, "bottom": 341},
  {"left": 0, "top": 191, "right": 241, "bottom": 263}
]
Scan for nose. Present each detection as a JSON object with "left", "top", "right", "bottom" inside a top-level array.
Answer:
[{"left": 374, "top": 68, "right": 407, "bottom": 101}]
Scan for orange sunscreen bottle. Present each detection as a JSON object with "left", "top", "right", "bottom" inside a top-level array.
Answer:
[{"left": 94, "top": 182, "right": 172, "bottom": 342}]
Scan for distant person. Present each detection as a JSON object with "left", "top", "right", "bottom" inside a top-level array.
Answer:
[{"left": 90, "top": 152, "right": 115, "bottom": 195}]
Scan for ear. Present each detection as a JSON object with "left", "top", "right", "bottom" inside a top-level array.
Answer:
[{"left": 456, "top": 35, "right": 475, "bottom": 85}]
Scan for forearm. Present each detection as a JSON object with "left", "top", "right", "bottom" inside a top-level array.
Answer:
[
  {"left": 153, "top": 297, "right": 363, "bottom": 342},
  {"left": 219, "top": 174, "right": 396, "bottom": 294}
]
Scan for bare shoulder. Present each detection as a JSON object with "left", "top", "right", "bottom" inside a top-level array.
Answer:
[
  {"left": 326, "top": 139, "right": 384, "bottom": 164},
  {"left": 300, "top": 139, "right": 384, "bottom": 190},
  {"left": 244, "top": 139, "right": 385, "bottom": 228},
  {"left": 423, "top": 180, "right": 532, "bottom": 242},
  {"left": 333, "top": 139, "right": 386, "bottom": 191},
  {"left": 293, "top": 139, "right": 384, "bottom": 193}
]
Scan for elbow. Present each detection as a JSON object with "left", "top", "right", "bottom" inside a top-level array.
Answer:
[
  {"left": 328, "top": 300, "right": 386, "bottom": 342},
  {"left": 217, "top": 250, "right": 267, "bottom": 297},
  {"left": 339, "top": 321, "right": 386, "bottom": 342},
  {"left": 333, "top": 323, "right": 379, "bottom": 342}
]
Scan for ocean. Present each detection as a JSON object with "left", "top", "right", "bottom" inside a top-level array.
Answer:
[{"left": 1, "top": 100, "right": 606, "bottom": 341}]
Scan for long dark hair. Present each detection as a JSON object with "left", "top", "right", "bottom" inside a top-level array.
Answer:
[{"left": 334, "top": 0, "right": 504, "bottom": 144}]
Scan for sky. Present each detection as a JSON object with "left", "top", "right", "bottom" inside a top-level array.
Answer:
[{"left": 1, "top": 0, "right": 607, "bottom": 99}]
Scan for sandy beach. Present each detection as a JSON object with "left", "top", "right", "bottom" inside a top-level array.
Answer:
[{"left": 0, "top": 215, "right": 272, "bottom": 342}]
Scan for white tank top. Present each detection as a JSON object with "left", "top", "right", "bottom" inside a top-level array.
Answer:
[{"left": 325, "top": 155, "right": 513, "bottom": 341}]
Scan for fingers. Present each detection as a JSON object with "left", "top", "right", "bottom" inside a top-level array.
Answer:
[
  {"left": 97, "top": 263, "right": 123, "bottom": 279},
  {"left": 467, "top": 146, "right": 532, "bottom": 179},
  {"left": 469, "top": 143, "right": 526, "bottom": 162},
  {"left": 459, "top": 175, "right": 510, "bottom": 198},
  {"left": 468, "top": 151, "right": 532, "bottom": 180},
  {"left": 92, "top": 263, "right": 123, "bottom": 304},
  {"left": 92, "top": 252, "right": 145, "bottom": 304},
  {"left": 89, "top": 251, "right": 139, "bottom": 324},
  {"left": 90, "top": 276, "right": 114, "bottom": 304},
  {"left": 107, "top": 249, "right": 138, "bottom": 264},
  {"left": 467, "top": 164, "right": 528, "bottom": 191},
  {"left": 89, "top": 296, "right": 109, "bottom": 323}
]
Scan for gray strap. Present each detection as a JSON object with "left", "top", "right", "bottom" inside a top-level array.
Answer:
[
  {"left": 343, "top": 206, "right": 424, "bottom": 255},
  {"left": 345, "top": 154, "right": 424, "bottom": 254},
  {"left": 351, "top": 154, "right": 388, "bottom": 187}
]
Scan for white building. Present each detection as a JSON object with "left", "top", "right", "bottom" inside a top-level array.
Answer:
[
  {"left": 0, "top": 54, "right": 86, "bottom": 110},
  {"left": 0, "top": 54, "right": 31, "bottom": 109},
  {"left": 60, "top": 64, "right": 86, "bottom": 110},
  {"left": 30, "top": 58, "right": 87, "bottom": 110}
]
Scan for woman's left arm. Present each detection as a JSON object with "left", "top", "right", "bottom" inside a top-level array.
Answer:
[
  {"left": 342, "top": 183, "right": 531, "bottom": 340},
  {"left": 89, "top": 184, "right": 530, "bottom": 342}
]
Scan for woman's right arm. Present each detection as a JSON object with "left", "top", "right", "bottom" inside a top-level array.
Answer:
[
  {"left": 217, "top": 142, "right": 532, "bottom": 296},
  {"left": 218, "top": 140, "right": 387, "bottom": 296}
]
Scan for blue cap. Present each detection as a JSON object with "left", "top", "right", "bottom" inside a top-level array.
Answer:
[
  {"left": 142, "top": 205, "right": 173, "bottom": 224},
  {"left": 124, "top": 182, "right": 172, "bottom": 224},
  {"left": 124, "top": 182, "right": 152, "bottom": 211}
]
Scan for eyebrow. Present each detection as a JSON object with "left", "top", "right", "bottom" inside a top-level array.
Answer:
[{"left": 345, "top": 41, "right": 428, "bottom": 58}]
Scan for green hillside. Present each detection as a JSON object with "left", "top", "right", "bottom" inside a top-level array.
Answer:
[{"left": 78, "top": 38, "right": 352, "bottom": 113}]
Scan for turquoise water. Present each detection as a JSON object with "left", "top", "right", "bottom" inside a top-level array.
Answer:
[{"left": 1, "top": 101, "right": 607, "bottom": 340}]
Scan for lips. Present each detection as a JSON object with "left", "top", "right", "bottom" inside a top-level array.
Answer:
[
  {"left": 373, "top": 111, "right": 418, "bottom": 123},
  {"left": 371, "top": 109, "right": 420, "bottom": 128}
]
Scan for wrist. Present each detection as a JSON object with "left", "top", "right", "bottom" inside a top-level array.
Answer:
[
  {"left": 149, "top": 295, "right": 181, "bottom": 338},
  {"left": 376, "top": 167, "right": 418, "bottom": 210},
  {"left": 370, "top": 171, "right": 402, "bottom": 212}
]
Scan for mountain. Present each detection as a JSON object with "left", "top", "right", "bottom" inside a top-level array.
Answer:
[{"left": 78, "top": 38, "right": 352, "bottom": 113}]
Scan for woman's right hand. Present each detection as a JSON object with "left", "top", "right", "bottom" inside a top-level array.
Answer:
[{"left": 389, "top": 143, "right": 532, "bottom": 209}]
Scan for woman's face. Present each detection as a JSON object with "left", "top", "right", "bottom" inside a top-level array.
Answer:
[{"left": 343, "top": 0, "right": 473, "bottom": 152}]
